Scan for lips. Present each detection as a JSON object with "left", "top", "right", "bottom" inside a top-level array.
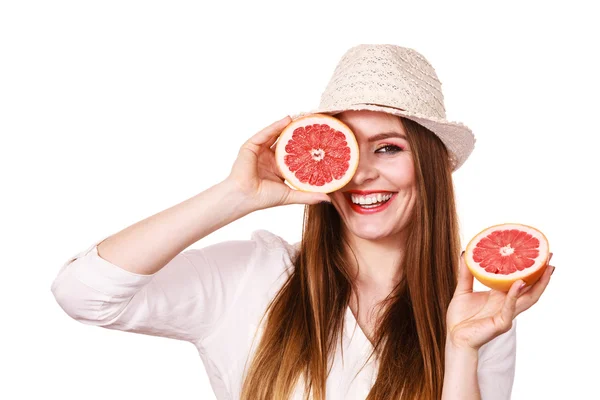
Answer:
[
  {"left": 346, "top": 190, "right": 395, "bottom": 195},
  {"left": 345, "top": 192, "right": 397, "bottom": 215}
]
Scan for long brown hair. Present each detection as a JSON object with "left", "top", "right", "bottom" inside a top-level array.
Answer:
[{"left": 240, "top": 116, "right": 461, "bottom": 400}]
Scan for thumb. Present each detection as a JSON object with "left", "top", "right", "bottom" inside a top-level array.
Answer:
[
  {"left": 455, "top": 251, "right": 474, "bottom": 295},
  {"left": 287, "top": 190, "right": 332, "bottom": 206}
]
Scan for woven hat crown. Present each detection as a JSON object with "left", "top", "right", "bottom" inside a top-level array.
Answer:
[{"left": 319, "top": 44, "right": 447, "bottom": 120}]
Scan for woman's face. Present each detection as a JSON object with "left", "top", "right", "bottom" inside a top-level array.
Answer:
[{"left": 330, "top": 110, "right": 417, "bottom": 242}]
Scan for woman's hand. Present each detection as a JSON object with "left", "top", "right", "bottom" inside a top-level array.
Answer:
[
  {"left": 445, "top": 252, "right": 555, "bottom": 351},
  {"left": 225, "top": 116, "right": 332, "bottom": 211}
]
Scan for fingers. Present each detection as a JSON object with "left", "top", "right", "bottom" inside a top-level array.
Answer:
[
  {"left": 498, "top": 279, "right": 522, "bottom": 331},
  {"left": 244, "top": 116, "right": 291, "bottom": 152},
  {"left": 286, "top": 189, "right": 332, "bottom": 206},
  {"left": 267, "top": 132, "right": 281, "bottom": 150},
  {"left": 515, "top": 252, "right": 553, "bottom": 296},
  {"left": 515, "top": 262, "right": 554, "bottom": 316},
  {"left": 455, "top": 251, "right": 474, "bottom": 295},
  {"left": 518, "top": 284, "right": 533, "bottom": 296},
  {"left": 257, "top": 146, "right": 285, "bottom": 181}
]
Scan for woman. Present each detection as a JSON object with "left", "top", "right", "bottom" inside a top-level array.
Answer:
[{"left": 51, "top": 44, "right": 554, "bottom": 400}]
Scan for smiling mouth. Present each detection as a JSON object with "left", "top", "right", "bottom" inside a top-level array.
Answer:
[
  {"left": 345, "top": 192, "right": 398, "bottom": 213},
  {"left": 352, "top": 197, "right": 392, "bottom": 208}
]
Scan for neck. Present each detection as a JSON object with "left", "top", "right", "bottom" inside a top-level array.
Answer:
[{"left": 343, "top": 230, "right": 407, "bottom": 290}]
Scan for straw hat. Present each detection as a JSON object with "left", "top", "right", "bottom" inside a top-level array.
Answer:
[{"left": 292, "top": 44, "right": 476, "bottom": 171}]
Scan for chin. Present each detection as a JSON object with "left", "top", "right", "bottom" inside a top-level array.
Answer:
[{"left": 348, "top": 223, "right": 392, "bottom": 241}]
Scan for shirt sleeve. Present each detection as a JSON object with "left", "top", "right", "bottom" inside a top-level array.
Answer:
[
  {"left": 477, "top": 319, "right": 517, "bottom": 400},
  {"left": 50, "top": 233, "right": 267, "bottom": 343}
]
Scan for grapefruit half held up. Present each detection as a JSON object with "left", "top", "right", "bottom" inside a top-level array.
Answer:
[
  {"left": 464, "top": 223, "right": 550, "bottom": 292},
  {"left": 275, "top": 114, "right": 359, "bottom": 193}
]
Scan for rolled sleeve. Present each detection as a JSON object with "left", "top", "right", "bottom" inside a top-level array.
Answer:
[{"left": 51, "top": 235, "right": 260, "bottom": 343}]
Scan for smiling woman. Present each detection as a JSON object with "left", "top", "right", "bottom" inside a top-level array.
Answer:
[
  {"left": 239, "top": 109, "right": 466, "bottom": 399},
  {"left": 329, "top": 111, "right": 417, "bottom": 240},
  {"left": 51, "top": 44, "right": 554, "bottom": 400}
]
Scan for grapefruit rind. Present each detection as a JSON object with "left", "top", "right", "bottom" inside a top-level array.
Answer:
[
  {"left": 275, "top": 114, "right": 359, "bottom": 194},
  {"left": 464, "top": 223, "right": 550, "bottom": 292}
]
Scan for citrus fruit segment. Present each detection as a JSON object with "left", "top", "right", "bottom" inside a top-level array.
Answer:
[
  {"left": 464, "top": 223, "right": 550, "bottom": 292},
  {"left": 275, "top": 114, "right": 359, "bottom": 193}
]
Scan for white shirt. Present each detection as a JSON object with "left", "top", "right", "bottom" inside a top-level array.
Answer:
[{"left": 51, "top": 229, "right": 516, "bottom": 399}]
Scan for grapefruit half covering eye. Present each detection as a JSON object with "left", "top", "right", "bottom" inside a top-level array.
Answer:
[
  {"left": 275, "top": 114, "right": 359, "bottom": 193},
  {"left": 464, "top": 223, "right": 550, "bottom": 292}
]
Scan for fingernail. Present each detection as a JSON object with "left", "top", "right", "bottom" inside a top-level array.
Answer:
[
  {"left": 461, "top": 250, "right": 465, "bottom": 256},
  {"left": 551, "top": 266, "right": 556, "bottom": 275},
  {"left": 518, "top": 281, "right": 527, "bottom": 293}
]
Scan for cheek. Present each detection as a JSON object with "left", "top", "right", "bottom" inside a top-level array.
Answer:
[
  {"left": 383, "top": 162, "right": 415, "bottom": 186},
  {"left": 330, "top": 191, "right": 347, "bottom": 206},
  {"left": 405, "top": 165, "right": 416, "bottom": 185}
]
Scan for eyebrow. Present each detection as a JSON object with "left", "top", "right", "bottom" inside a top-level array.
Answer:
[{"left": 367, "top": 132, "right": 407, "bottom": 143}]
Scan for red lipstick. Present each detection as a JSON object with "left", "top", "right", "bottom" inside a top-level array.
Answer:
[
  {"left": 345, "top": 192, "right": 397, "bottom": 215},
  {"left": 345, "top": 190, "right": 395, "bottom": 195}
]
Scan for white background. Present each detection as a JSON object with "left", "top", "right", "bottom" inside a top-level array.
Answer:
[{"left": 1, "top": 0, "right": 598, "bottom": 399}]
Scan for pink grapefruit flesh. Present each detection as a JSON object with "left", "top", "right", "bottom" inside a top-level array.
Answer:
[
  {"left": 464, "top": 223, "right": 550, "bottom": 292},
  {"left": 275, "top": 114, "right": 359, "bottom": 193}
]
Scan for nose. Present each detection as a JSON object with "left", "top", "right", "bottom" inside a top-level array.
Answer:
[{"left": 351, "top": 153, "right": 378, "bottom": 186}]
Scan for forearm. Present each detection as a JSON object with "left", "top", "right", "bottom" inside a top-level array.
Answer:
[
  {"left": 96, "top": 179, "right": 256, "bottom": 275},
  {"left": 441, "top": 339, "right": 481, "bottom": 400}
]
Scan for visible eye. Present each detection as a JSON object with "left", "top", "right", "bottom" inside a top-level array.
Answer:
[{"left": 375, "top": 145, "right": 403, "bottom": 154}]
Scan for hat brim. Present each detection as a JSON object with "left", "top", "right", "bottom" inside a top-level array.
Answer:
[{"left": 291, "top": 103, "right": 476, "bottom": 171}]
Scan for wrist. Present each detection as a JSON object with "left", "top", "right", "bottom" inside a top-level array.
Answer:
[
  {"left": 217, "top": 178, "right": 261, "bottom": 215},
  {"left": 442, "top": 335, "right": 481, "bottom": 399},
  {"left": 446, "top": 332, "right": 478, "bottom": 355}
]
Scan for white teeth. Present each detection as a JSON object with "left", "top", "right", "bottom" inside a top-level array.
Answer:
[{"left": 350, "top": 193, "right": 393, "bottom": 205}]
